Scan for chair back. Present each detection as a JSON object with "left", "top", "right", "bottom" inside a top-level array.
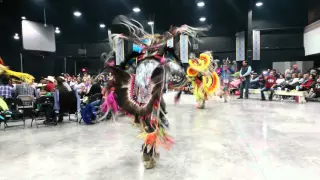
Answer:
[
  {"left": 89, "top": 93, "right": 102, "bottom": 103},
  {"left": 17, "top": 95, "right": 35, "bottom": 108},
  {"left": 59, "top": 90, "right": 77, "bottom": 114},
  {"left": 36, "top": 96, "right": 54, "bottom": 105},
  {"left": 5, "top": 98, "right": 23, "bottom": 111}
]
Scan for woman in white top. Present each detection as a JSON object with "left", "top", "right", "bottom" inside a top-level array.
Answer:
[
  {"left": 74, "top": 78, "right": 85, "bottom": 94},
  {"left": 276, "top": 74, "right": 285, "bottom": 85}
]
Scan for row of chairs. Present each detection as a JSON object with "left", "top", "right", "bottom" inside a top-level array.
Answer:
[{"left": 0, "top": 90, "right": 80, "bottom": 130}]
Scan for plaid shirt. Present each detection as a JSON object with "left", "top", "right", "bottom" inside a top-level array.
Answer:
[
  {"left": 0, "top": 85, "right": 14, "bottom": 99},
  {"left": 15, "top": 83, "right": 36, "bottom": 97}
]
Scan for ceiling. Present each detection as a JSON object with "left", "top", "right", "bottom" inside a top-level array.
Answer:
[{"left": 0, "top": 0, "right": 309, "bottom": 44}]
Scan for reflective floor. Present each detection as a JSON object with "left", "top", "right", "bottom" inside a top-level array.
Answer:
[{"left": 1, "top": 92, "right": 320, "bottom": 180}]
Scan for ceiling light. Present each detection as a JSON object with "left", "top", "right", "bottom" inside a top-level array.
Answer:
[
  {"left": 73, "top": 11, "right": 82, "bottom": 17},
  {"left": 133, "top": 7, "right": 141, "bottom": 13},
  {"left": 55, "top": 27, "right": 59, "bottom": 30},
  {"left": 21, "top": 16, "right": 26, "bottom": 20},
  {"left": 197, "top": 1, "right": 205, "bottom": 7},
  {"left": 99, "top": 23, "right": 106, "bottom": 28},
  {"left": 256, "top": 2, "right": 263, "bottom": 7},
  {"left": 199, "top": 17, "right": 206, "bottom": 22},
  {"left": 14, "top": 33, "right": 19, "bottom": 40},
  {"left": 147, "top": 21, "right": 154, "bottom": 25},
  {"left": 55, "top": 29, "right": 61, "bottom": 34}
]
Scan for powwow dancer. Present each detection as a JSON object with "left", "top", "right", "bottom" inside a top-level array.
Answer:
[
  {"left": 219, "top": 59, "right": 235, "bottom": 102},
  {"left": 185, "top": 52, "right": 220, "bottom": 108},
  {"left": 99, "top": 15, "right": 209, "bottom": 169}
]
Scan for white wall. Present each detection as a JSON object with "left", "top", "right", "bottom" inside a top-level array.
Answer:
[{"left": 304, "top": 21, "right": 320, "bottom": 56}]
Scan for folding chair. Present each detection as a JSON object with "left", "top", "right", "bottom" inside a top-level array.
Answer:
[
  {"left": 32, "top": 96, "right": 54, "bottom": 128},
  {"left": 56, "top": 90, "right": 79, "bottom": 122},
  {"left": 4, "top": 98, "right": 24, "bottom": 130},
  {"left": 17, "top": 95, "right": 35, "bottom": 119}
]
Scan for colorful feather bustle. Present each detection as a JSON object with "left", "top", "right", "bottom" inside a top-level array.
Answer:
[
  {"left": 187, "top": 52, "right": 220, "bottom": 107},
  {"left": 0, "top": 64, "right": 35, "bottom": 84}
]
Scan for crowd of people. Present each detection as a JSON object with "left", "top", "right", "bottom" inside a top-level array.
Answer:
[
  {"left": 0, "top": 69, "right": 118, "bottom": 124},
  {"left": 233, "top": 61, "right": 320, "bottom": 101}
]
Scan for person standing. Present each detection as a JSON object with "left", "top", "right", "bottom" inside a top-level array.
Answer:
[
  {"left": 261, "top": 71, "right": 277, "bottom": 101},
  {"left": 238, "top": 60, "right": 252, "bottom": 99}
]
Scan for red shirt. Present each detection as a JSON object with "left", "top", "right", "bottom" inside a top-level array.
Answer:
[
  {"left": 45, "top": 82, "right": 55, "bottom": 92},
  {"left": 265, "top": 76, "right": 277, "bottom": 88},
  {"left": 301, "top": 79, "right": 314, "bottom": 89}
]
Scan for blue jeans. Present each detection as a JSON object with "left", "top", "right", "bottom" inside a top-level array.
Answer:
[
  {"left": 240, "top": 78, "right": 250, "bottom": 98},
  {"left": 261, "top": 87, "right": 274, "bottom": 100},
  {"left": 91, "top": 99, "right": 103, "bottom": 107}
]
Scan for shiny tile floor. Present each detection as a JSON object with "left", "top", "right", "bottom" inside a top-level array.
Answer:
[{"left": 1, "top": 92, "right": 320, "bottom": 180}]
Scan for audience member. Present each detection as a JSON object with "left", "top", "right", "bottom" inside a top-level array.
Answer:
[
  {"left": 261, "top": 71, "right": 277, "bottom": 101},
  {"left": 284, "top": 73, "right": 300, "bottom": 90},
  {"left": 83, "top": 71, "right": 91, "bottom": 82},
  {"left": 0, "top": 76, "right": 14, "bottom": 99},
  {"left": 299, "top": 74, "right": 309, "bottom": 84},
  {"left": 275, "top": 74, "right": 286, "bottom": 88},
  {"left": 310, "top": 69, "right": 317, "bottom": 76},
  {"left": 44, "top": 76, "right": 55, "bottom": 92},
  {"left": 238, "top": 60, "right": 252, "bottom": 99},
  {"left": 59, "top": 76, "right": 72, "bottom": 91},
  {"left": 87, "top": 78, "right": 102, "bottom": 97},
  {"left": 250, "top": 73, "right": 260, "bottom": 89},
  {"left": 306, "top": 77, "right": 320, "bottom": 100},
  {"left": 292, "top": 64, "right": 301, "bottom": 74},
  {"left": 74, "top": 78, "right": 85, "bottom": 94},
  {"left": 55, "top": 77, "right": 69, "bottom": 92},
  {"left": 15, "top": 79, "right": 38, "bottom": 98},
  {"left": 299, "top": 74, "right": 316, "bottom": 91}
]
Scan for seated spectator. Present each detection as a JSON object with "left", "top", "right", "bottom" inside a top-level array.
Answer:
[
  {"left": 310, "top": 69, "right": 317, "bottom": 77},
  {"left": 306, "top": 77, "right": 320, "bottom": 100},
  {"left": 87, "top": 78, "right": 102, "bottom": 97},
  {"left": 44, "top": 76, "right": 55, "bottom": 93},
  {"left": 272, "top": 69, "right": 280, "bottom": 78},
  {"left": 15, "top": 79, "right": 38, "bottom": 98},
  {"left": 250, "top": 73, "right": 260, "bottom": 89},
  {"left": 261, "top": 71, "right": 277, "bottom": 101},
  {"left": 283, "top": 73, "right": 300, "bottom": 90},
  {"left": 299, "top": 73, "right": 309, "bottom": 84},
  {"left": 299, "top": 74, "right": 316, "bottom": 91},
  {"left": 275, "top": 74, "right": 286, "bottom": 88},
  {"left": 0, "top": 76, "right": 14, "bottom": 99},
  {"left": 74, "top": 78, "right": 85, "bottom": 95},
  {"left": 55, "top": 77, "right": 69, "bottom": 93},
  {"left": 59, "top": 76, "right": 72, "bottom": 91}
]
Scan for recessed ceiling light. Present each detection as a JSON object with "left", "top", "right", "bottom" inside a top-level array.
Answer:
[
  {"left": 197, "top": 1, "right": 205, "bottom": 7},
  {"left": 199, "top": 17, "right": 206, "bottom": 22},
  {"left": 73, "top": 11, "right": 82, "bottom": 17},
  {"left": 147, "top": 21, "right": 154, "bottom": 25},
  {"left": 133, "top": 7, "right": 141, "bottom": 13},
  {"left": 99, "top": 23, "right": 106, "bottom": 28},
  {"left": 256, "top": 2, "right": 263, "bottom": 7},
  {"left": 55, "top": 29, "right": 61, "bottom": 34},
  {"left": 14, "top": 34, "right": 19, "bottom": 40},
  {"left": 21, "top": 16, "right": 26, "bottom": 20}
]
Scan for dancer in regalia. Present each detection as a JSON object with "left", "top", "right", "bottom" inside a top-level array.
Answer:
[
  {"left": 185, "top": 52, "right": 220, "bottom": 108},
  {"left": 99, "top": 15, "right": 209, "bottom": 169},
  {"left": 219, "top": 59, "right": 235, "bottom": 102}
]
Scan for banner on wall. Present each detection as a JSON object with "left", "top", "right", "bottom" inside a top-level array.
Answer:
[
  {"left": 236, "top": 31, "right": 245, "bottom": 61},
  {"left": 252, "top": 30, "right": 261, "bottom": 60},
  {"left": 167, "top": 37, "right": 174, "bottom": 48},
  {"left": 180, "top": 35, "right": 189, "bottom": 63},
  {"left": 115, "top": 38, "right": 124, "bottom": 65}
]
